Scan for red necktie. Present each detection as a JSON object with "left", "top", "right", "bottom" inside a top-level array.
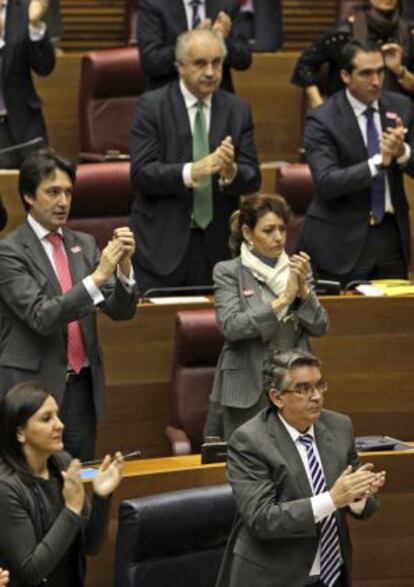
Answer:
[{"left": 47, "top": 233, "right": 85, "bottom": 374}]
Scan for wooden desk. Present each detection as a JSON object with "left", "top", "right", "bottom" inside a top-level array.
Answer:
[
  {"left": 95, "top": 295, "right": 414, "bottom": 458},
  {"left": 86, "top": 449, "right": 414, "bottom": 587}
]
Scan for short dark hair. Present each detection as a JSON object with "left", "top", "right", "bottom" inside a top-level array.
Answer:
[
  {"left": 229, "top": 193, "right": 291, "bottom": 257},
  {"left": 0, "top": 382, "right": 54, "bottom": 480},
  {"left": 340, "top": 39, "right": 384, "bottom": 73},
  {"left": 262, "top": 348, "right": 321, "bottom": 402},
  {"left": 18, "top": 148, "right": 76, "bottom": 211}
]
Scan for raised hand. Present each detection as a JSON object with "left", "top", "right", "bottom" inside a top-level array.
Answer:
[
  {"left": 213, "top": 11, "right": 232, "bottom": 38},
  {"left": 62, "top": 459, "right": 85, "bottom": 515},
  {"left": 289, "top": 252, "right": 311, "bottom": 299},
  {"left": 113, "top": 227, "right": 136, "bottom": 277},
  {"left": 381, "top": 42, "right": 404, "bottom": 76},
  {"left": 191, "top": 152, "right": 222, "bottom": 183},
  {"left": 28, "top": 0, "right": 49, "bottom": 27},
  {"left": 93, "top": 452, "right": 123, "bottom": 497},
  {"left": 91, "top": 238, "right": 126, "bottom": 288},
  {"left": 217, "top": 136, "right": 235, "bottom": 180},
  {"left": 329, "top": 463, "right": 384, "bottom": 509}
]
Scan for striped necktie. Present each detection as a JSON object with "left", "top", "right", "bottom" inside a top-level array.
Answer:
[
  {"left": 189, "top": 0, "right": 201, "bottom": 29},
  {"left": 298, "top": 433, "right": 342, "bottom": 587},
  {"left": 192, "top": 100, "right": 213, "bottom": 228},
  {"left": 364, "top": 107, "right": 385, "bottom": 224}
]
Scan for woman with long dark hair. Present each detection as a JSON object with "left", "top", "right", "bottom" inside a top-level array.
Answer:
[
  {"left": 0, "top": 382, "right": 123, "bottom": 587},
  {"left": 204, "top": 194, "right": 329, "bottom": 440},
  {"left": 291, "top": 0, "right": 414, "bottom": 108}
]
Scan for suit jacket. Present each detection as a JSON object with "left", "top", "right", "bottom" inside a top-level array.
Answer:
[
  {"left": 300, "top": 90, "right": 414, "bottom": 276},
  {"left": 137, "top": 0, "right": 252, "bottom": 93},
  {"left": 3, "top": 0, "right": 55, "bottom": 150},
  {"left": 129, "top": 82, "right": 261, "bottom": 277},
  {"left": 251, "top": 0, "right": 283, "bottom": 52},
  {"left": 0, "top": 221, "right": 138, "bottom": 420},
  {"left": 216, "top": 408, "right": 379, "bottom": 587},
  {"left": 211, "top": 258, "right": 329, "bottom": 409}
]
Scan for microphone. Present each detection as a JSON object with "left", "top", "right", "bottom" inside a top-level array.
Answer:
[
  {"left": 0, "top": 136, "right": 44, "bottom": 156},
  {"left": 82, "top": 449, "right": 143, "bottom": 467}
]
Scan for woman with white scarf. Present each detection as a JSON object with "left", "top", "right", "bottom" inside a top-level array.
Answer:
[{"left": 205, "top": 194, "right": 329, "bottom": 440}]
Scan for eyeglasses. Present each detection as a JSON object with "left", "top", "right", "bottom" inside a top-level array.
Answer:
[{"left": 283, "top": 379, "right": 328, "bottom": 396}]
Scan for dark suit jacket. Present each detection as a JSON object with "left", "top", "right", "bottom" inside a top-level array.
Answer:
[
  {"left": 211, "top": 257, "right": 329, "bottom": 409},
  {"left": 129, "top": 81, "right": 261, "bottom": 277},
  {"left": 0, "top": 221, "right": 138, "bottom": 420},
  {"left": 251, "top": 0, "right": 282, "bottom": 52},
  {"left": 137, "top": 0, "right": 252, "bottom": 92},
  {"left": 216, "top": 408, "right": 378, "bottom": 587},
  {"left": 300, "top": 90, "right": 414, "bottom": 276},
  {"left": 4, "top": 0, "right": 55, "bottom": 150}
]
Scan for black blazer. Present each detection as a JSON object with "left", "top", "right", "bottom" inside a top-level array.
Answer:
[
  {"left": 3, "top": 0, "right": 55, "bottom": 150},
  {"left": 137, "top": 0, "right": 252, "bottom": 92},
  {"left": 300, "top": 90, "right": 414, "bottom": 276},
  {"left": 129, "top": 81, "right": 261, "bottom": 277}
]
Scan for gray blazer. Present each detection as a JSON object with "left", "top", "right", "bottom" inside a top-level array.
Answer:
[
  {"left": 216, "top": 408, "right": 379, "bottom": 587},
  {"left": 211, "top": 257, "right": 329, "bottom": 409},
  {"left": 0, "top": 221, "right": 138, "bottom": 420}
]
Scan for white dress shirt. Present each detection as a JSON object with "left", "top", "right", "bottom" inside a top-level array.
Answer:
[
  {"left": 182, "top": 0, "right": 206, "bottom": 29},
  {"left": 346, "top": 89, "right": 411, "bottom": 214}
]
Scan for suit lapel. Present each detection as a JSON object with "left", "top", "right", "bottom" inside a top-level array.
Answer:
[
  {"left": 210, "top": 91, "right": 229, "bottom": 151},
  {"left": 171, "top": 0, "right": 188, "bottom": 30},
  {"left": 378, "top": 95, "right": 397, "bottom": 134},
  {"left": 170, "top": 82, "right": 193, "bottom": 161},
  {"left": 20, "top": 221, "right": 62, "bottom": 293},
  {"left": 314, "top": 417, "right": 338, "bottom": 489},
  {"left": 62, "top": 229, "right": 87, "bottom": 286},
  {"left": 239, "top": 265, "right": 266, "bottom": 312},
  {"left": 267, "top": 413, "right": 313, "bottom": 498},
  {"left": 3, "top": 0, "right": 23, "bottom": 80},
  {"left": 206, "top": 0, "right": 220, "bottom": 20},
  {"left": 335, "top": 91, "right": 368, "bottom": 161}
]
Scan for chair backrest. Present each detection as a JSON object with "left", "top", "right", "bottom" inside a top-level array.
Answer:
[
  {"left": 275, "top": 163, "right": 315, "bottom": 254},
  {"left": 170, "top": 309, "right": 224, "bottom": 452},
  {"left": 115, "top": 484, "right": 235, "bottom": 587},
  {"left": 79, "top": 47, "right": 145, "bottom": 155},
  {"left": 66, "top": 162, "right": 134, "bottom": 249}
]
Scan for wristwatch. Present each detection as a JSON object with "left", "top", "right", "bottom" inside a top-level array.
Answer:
[{"left": 372, "top": 153, "right": 386, "bottom": 171}]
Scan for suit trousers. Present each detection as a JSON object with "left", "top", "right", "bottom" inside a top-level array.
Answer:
[{"left": 60, "top": 368, "right": 97, "bottom": 462}]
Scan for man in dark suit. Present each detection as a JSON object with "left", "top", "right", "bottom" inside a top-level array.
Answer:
[
  {"left": 300, "top": 39, "right": 414, "bottom": 287},
  {"left": 216, "top": 348, "right": 385, "bottom": 587},
  {"left": 0, "top": 149, "right": 138, "bottom": 460},
  {"left": 0, "top": 0, "right": 55, "bottom": 168},
  {"left": 137, "top": 0, "right": 252, "bottom": 93},
  {"left": 238, "top": 0, "right": 283, "bottom": 52},
  {"left": 130, "top": 28, "right": 261, "bottom": 293}
]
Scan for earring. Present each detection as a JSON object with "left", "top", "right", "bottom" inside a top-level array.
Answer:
[{"left": 247, "top": 240, "right": 254, "bottom": 250}]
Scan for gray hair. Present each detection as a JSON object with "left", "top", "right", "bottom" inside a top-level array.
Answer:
[
  {"left": 175, "top": 28, "right": 228, "bottom": 63},
  {"left": 262, "top": 348, "right": 321, "bottom": 398}
]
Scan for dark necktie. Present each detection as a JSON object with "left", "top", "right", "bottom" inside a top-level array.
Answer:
[
  {"left": 190, "top": 0, "right": 201, "bottom": 29},
  {"left": 192, "top": 100, "right": 213, "bottom": 228},
  {"left": 364, "top": 107, "right": 385, "bottom": 224},
  {"left": 47, "top": 233, "right": 85, "bottom": 373},
  {"left": 298, "top": 434, "right": 342, "bottom": 587}
]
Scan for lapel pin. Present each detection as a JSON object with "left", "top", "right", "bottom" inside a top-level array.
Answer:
[
  {"left": 243, "top": 289, "right": 254, "bottom": 297},
  {"left": 70, "top": 245, "right": 82, "bottom": 253},
  {"left": 385, "top": 111, "right": 397, "bottom": 120}
]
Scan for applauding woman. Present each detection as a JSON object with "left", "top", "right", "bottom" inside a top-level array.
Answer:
[
  {"left": 0, "top": 382, "right": 123, "bottom": 587},
  {"left": 205, "top": 194, "right": 329, "bottom": 440}
]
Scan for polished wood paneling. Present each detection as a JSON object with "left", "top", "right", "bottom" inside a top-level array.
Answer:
[
  {"left": 283, "top": 0, "right": 338, "bottom": 50},
  {"left": 86, "top": 449, "right": 414, "bottom": 587}
]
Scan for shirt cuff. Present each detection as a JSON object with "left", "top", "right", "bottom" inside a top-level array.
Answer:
[
  {"left": 29, "top": 22, "right": 47, "bottom": 41},
  {"left": 397, "top": 143, "right": 410, "bottom": 166},
  {"left": 183, "top": 163, "right": 195, "bottom": 188},
  {"left": 348, "top": 498, "right": 367, "bottom": 516},
  {"left": 219, "top": 164, "right": 237, "bottom": 187},
  {"left": 83, "top": 276, "right": 105, "bottom": 305},
  {"left": 368, "top": 157, "right": 379, "bottom": 177},
  {"left": 311, "top": 491, "right": 337, "bottom": 523},
  {"left": 116, "top": 265, "right": 135, "bottom": 293}
]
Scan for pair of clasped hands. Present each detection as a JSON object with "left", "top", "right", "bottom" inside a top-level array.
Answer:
[
  {"left": 378, "top": 112, "right": 408, "bottom": 168},
  {"left": 330, "top": 463, "right": 386, "bottom": 509}
]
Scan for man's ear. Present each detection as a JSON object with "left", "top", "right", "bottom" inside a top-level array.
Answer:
[
  {"left": 23, "top": 193, "right": 34, "bottom": 209},
  {"left": 340, "top": 68, "right": 351, "bottom": 87},
  {"left": 16, "top": 427, "right": 25, "bottom": 444},
  {"left": 269, "top": 388, "right": 283, "bottom": 409}
]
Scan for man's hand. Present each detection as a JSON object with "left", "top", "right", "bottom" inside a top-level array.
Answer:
[
  {"left": 329, "top": 463, "right": 385, "bottom": 509},
  {"left": 381, "top": 116, "right": 407, "bottom": 164},
  {"left": 91, "top": 238, "right": 125, "bottom": 289},
  {"left": 196, "top": 18, "right": 212, "bottom": 31},
  {"left": 62, "top": 459, "right": 85, "bottom": 516},
  {"left": 28, "top": 0, "right": 49, "bottom": 27},
  {"left": 217, "top": 136, "right": 235, "bottom": 180},
  {"left": 191, "top": 152, "right": 221, "bottom": 183},
  {"left": 113, "top": 226, "right": 135, "bottom": 277},
  {"left": 382, "top": 42, "right": 404, "bottom": 76},
  {"left": 213, "top": 11, "right": 232, "bottom": 38}
]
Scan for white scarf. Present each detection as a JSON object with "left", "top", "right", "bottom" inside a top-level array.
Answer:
[{"left": 240, "top": 242, "right": 290, "bottom": 297}]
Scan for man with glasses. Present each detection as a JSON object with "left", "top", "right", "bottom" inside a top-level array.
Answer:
[
  {"left": 216, "top": 348, "right": 386, "bottom": 587},
  {"left": 130, "top": 28, "right": 260, "bottom": 293}
]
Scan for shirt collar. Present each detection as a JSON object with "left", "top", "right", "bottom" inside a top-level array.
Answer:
[
  {"left": 179, "top": 79, "right": 212, "bottom": 111},
  {"left": 278, "top": 412, "right": 315, "bottom": 443},
  {"left": 183, "top": 0, "right": 204, "bottom": 6},
  {"left": 346, "top": 89, "right": 379, "bottom": 118},
  {"left": 27, "top": 213, "right": 63, "bottom": 241}
]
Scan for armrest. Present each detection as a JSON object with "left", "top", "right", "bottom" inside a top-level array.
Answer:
[{"left": 165, "top": 425, "right": 192, "bottom": 455}]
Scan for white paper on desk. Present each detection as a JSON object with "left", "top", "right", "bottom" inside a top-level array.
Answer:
[
  {"left": 149, "top": 296, "right": 210, "bottom": 305},
  {"left": 355, "top": 285, "right": 384, "bottom": 296}
]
